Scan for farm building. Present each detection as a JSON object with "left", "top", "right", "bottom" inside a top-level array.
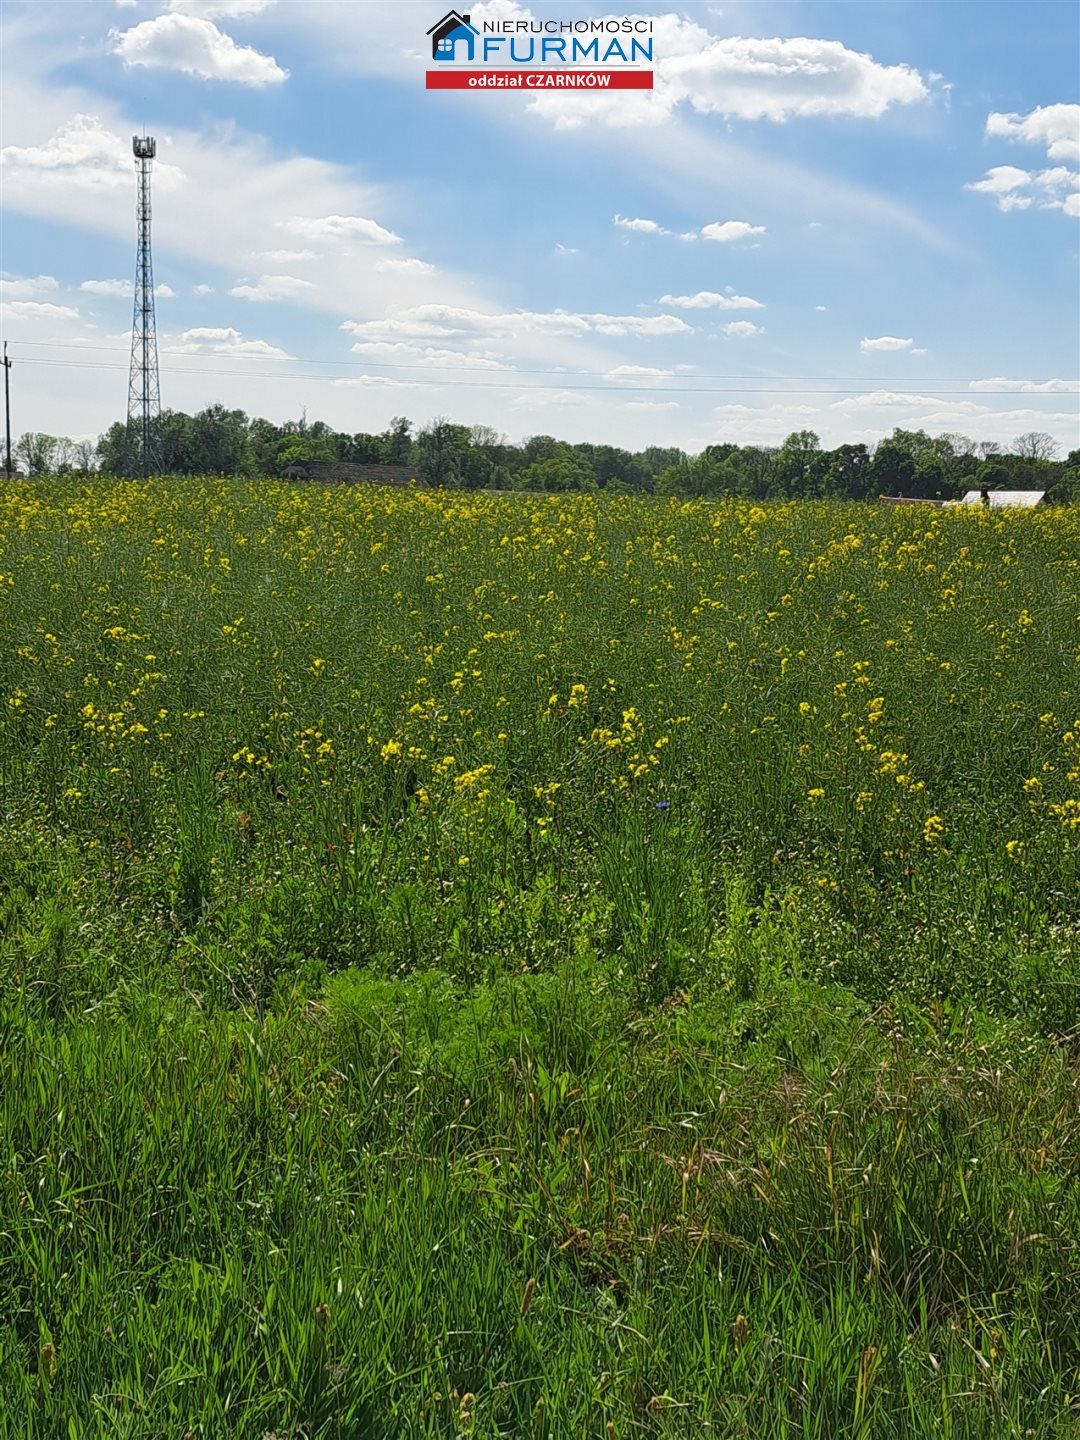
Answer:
[
  {"left": 877, "top": 495, "right": 944, "bottom": 506},
  {"left": 957, "top": 489, "right": 1046, "bottom": 508},
  {"left": 285, "top": 461, "right": 425, "bottom": 487}
]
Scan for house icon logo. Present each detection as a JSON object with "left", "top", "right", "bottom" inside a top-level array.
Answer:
[{"left": 428, "top": 10, "right": 479, "bottom": 61}]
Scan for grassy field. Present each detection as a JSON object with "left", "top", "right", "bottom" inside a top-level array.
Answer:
[{"left": 0, "top": 478, "right": 1078, "bottom": 1438}]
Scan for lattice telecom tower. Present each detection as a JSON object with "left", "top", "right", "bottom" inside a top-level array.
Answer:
[{"left": 126, "top": 135, "right": 161, "bottom": 477}]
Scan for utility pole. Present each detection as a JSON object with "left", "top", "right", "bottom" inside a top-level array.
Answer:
[{"left": 2, "top": 342, "right": 11, "bottom": 478}]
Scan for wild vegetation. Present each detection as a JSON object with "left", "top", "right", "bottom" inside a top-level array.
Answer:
[
  {"left": 13, "top": 410, "right": 1080, "bottom": 501},
  {"left": 0, "top": 479, "right": 1078, "bottom": 1437}
]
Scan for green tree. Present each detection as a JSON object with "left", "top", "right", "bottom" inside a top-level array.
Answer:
[{"left": 14, "top": 432, "right": 57, "bottom": 475}]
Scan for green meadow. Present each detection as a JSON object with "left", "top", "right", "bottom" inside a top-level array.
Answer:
[{"left": 0, "top": 478, "right": 1077, "bottom": 1437}]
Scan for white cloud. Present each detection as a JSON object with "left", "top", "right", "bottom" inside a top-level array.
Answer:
[
  {"left": 966, "top": 165, "right": 1033, "bottom": 211},
  {"left": 554, "top": 243, "right": 579, "bottom": 256},
  {"left": 526, "top": 19, "right": 929, "bottom": 131},
  {"left": 0, "top": 274, "right": 59, "bottom": 300},
  {"left": 343, "top": 304, "right": 690, "bottom": 342},
  {"left": 375, "top": 257, "right": 436, "bottom": 275},
  {"left": 815, "top": 305, "right": 828, "bottom": 312},
  {"left": 1, "top": 113, "right": 185, "bottom": 192},
  {"left": 969, "top": 376, "right": 1079, "bottom": 393},
  {"left": 701, "top": 220, "right": 766, "bottom": 243},
  {"left": 0, "top": 300, "right": 80, "bottom": 320},
  {"left": 110, "top": 14, "right": 287, "bottom": 85},
  {"left": 969, "top": 109, "right": 1079, "bottom": 217},
  {"left": 229, "top": 273, "right": 317, "bottom": 301},
  {"left": 860, "top": 335, "right": 914, "bottom": 352},
  {"left": 591, "top": 312, "right": 690, "bottom": 336},
  {"left": 723, "top": 320, "right": 764, "bottom": 337},
  {"left": 986, "top": 104, "right": 1080, "bottom": 164},
  {"left": 170, "top": 325, "right": 289, "bottom": 358},
  {"left": 658, "top": 290, "right": 763, "bottom": 310},
  {"left": 331, "top": 375, "right": 423, "bottom": 390},
  {"left": 193, "top": 283, "right": 215, "bottom": 295},
  {"left": 155, "top": 284, "right": 176, "bottom": 298},
  {"left": 667, "top": 34, "right": 928, "bottom": 121},
  {"left": 343, "top": 317, "right": 456, "bottom": 341},
  {"left": 282, "top": 214, "right": 401, "bottom": 245},
  {"left": 966, "top": 163, "right": 1079, "bottom": 214},
  {"left": 614, "top": 214, "right": 667, "bottom": 234},
  {"left": 81, "top": 278, "right": 131, "bottom": 296},
  {"left": 349, "top": 341, "right": 512, "bottom": 370},
  {"left": 257, "top": 248, "right": 317, "bottom": 262},
  {"left": 604, "top": 364, "right": 675, "bottom": 380},
  {"left": 168, "top": 0, "right": 276, "bottom": 17},
  {"left": 831, "top": 390, "right": 944, "bottom": 410}
]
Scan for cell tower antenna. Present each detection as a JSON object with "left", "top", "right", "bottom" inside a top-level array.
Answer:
[{"left": 126, "top": 134, "right": 161, "bottom": 477}]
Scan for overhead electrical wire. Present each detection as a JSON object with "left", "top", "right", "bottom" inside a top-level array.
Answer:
[{"left": 3, "top": 344, "right": 1074, "bottom": 400}]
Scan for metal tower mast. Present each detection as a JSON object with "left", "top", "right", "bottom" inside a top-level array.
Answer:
[{"left": 126, "top": 136, "right": 161, "bottom": 477}]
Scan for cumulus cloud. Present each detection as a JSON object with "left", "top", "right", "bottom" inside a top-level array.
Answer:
[
  {"left": 79, "top": 278, "right": 173, "bottom": 297},
  {"left": 831, "top": 390, "right": 945, "bottom": 410},
  {"left": 110, "top": 14, "right": 288, "bottom": 85},
  {"left": 193, "top": 283, "right": 216, "bottom": 295},
  {"left": 282, "top": 214, "right": 401, "bottom": 245},
  {"left": 170, "top": 325, "right": 289, "bottom": 357},
  {"left": 256, "top": 248, "right": 317, "bottom": 262},
  {"left": 969, "top": 107, "right": 1079, "bottom": 217},
  {"left": 0, "top": 274, "right": 59, "bottom": 300},
  {"left": 701, "top": 220, "right": 766, "bottom": 242},
  {"left": 604, "top": 364, "right": 675, "bottom": 380},
  {"left": 964, "top": 164, "right": 1078, "bottom": 213},
  {"left": 723, "top": 320, "right": 764, "bottom": 337},
  {"left": 0, "top": 113, "right": 185, "bottom": 192},
  {"left": 229, "top": 273, "right": 317, "bottom": 301},
  {"left": 614, "top": 214, "right": 667, "bottom": 234},
  {"left": 342, "top": 304, "right": 691, "bottom": 342},
  {"left": 860, "top": 335, "right": 914, "bottom": 352},
  {"left": 969, "top": 376, "right": 1079, "bottom": 393},
  {"left": 80, "top": 278, "right": 131, "bottom": 296},
  {"left": 526, "top": 18, "right": 930, "bottom": 131},
  {"left": 167, "top": 0, "right": 276, "bottom": 16},
  {"left": 668, "top": 34, "right": 927, "bottom": 121},
  {"left": 0, "top": 300, "right": 80, "bottom": 320},
  {"left": 375, "top": 257, "right": 436, "bottom": 275},
  {"left": 986, "top": 103, "right": 1080, "bottom": 164},
  {"left": 348, "top": 341, "right": 512, "bottom": 370},
  {"left": 658, "top": 290, "right": 763, "bottom": 310},
  {"left": 331, "top": 375, "right": 424, "bottom": 390}
]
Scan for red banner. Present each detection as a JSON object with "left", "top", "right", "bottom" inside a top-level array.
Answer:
[{"left": 426, "top": 69, "right": 653, "bottom": 90}]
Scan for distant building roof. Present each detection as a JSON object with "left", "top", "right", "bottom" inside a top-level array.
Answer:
[{"left": 959, "top": 490, "right": 1046, "bottom": 508}]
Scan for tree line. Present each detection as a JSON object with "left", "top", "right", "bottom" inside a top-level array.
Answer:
[{"left": 10, "top": 407, "right": 1079, "bottom": 501}]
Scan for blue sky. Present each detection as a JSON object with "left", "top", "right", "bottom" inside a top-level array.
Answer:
[{"left": 1, "top": 0, "right": 1077, "bottom": 454}]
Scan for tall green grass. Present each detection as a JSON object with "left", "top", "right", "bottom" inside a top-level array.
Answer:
[{"left": 0, "top": 479, "right": 1077, "bottom": 1435}]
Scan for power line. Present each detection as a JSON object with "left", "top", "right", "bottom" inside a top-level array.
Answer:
[
  {"left": 6, "top": 353, "right": 1077, "bottom": 401},
  {"left": 7, "top": 355, "right": 1061, "bottom": 397},
  {"left": 3, "top": 340, "right": 1077, "bottom": 389}
]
